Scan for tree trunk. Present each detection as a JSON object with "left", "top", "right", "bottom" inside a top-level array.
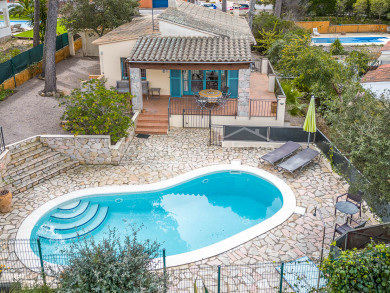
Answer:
[
  {"left": 222, "top": 0, "right": 227, "bottom": 12},
  {"left": 33, "top": 0, "right": 40, "bottom": 47},
  {"left": 248, "top": 0, "right": 255, "bottom": 29},
  {"left": 43, "top": 0, "right": 58, "bottom": 94},
  {"left": 274, "top": 0, "right": 282, "bottom": 18}
]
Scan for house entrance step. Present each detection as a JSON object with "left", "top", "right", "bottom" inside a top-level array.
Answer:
[{"left": 136, "top": 113, "right": 168, "bottom": 135}]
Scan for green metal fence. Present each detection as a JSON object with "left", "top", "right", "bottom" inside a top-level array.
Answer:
[
  {"left": 0, "top": 238, "right": 327, "bottom": 292},
  {"left": 0, "top": 33, "right": 69, "bottom": 85}
]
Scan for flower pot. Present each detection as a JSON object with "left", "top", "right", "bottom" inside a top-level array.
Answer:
[{"left": 0, "top": 190, "right": 12, "bottom": 213}]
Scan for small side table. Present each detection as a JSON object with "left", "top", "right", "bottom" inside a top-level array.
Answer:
[
  {"left": 335, "top": 201, "right": 359, "bottom": 222},
  {"left": 150, "top": 88, "right": 161, "bottom": 99}
]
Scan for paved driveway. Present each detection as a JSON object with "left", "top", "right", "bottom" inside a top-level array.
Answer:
[{"left": 0, "top": 52, "right": 100, "bottom": 145}]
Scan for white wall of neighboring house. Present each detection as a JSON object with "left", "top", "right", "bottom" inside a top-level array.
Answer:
[
  {"left": 0, "top": 1, "right": 11, "bottom": 43},
  {"left": 361, "top": 81, "right": 390, "bottom": 97},
  {"left": 379, "top": 50, "right": 390, "bottom": 65},
  {"left": 158, "top": 20, "right": 211, "bottom": 37},
  {"left": 98, "top": 39, "right": 137, "bottom": 87},
  {"left": 79, "top": 31, "right": 100, "bottom": 57}
]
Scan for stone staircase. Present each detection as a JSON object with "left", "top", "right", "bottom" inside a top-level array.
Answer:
[
  {"left": 3, "top": 140, "right": 79, "bottom": 194},
  {"left": 135, "top": 114, "right": 168, "bottom": 135}
]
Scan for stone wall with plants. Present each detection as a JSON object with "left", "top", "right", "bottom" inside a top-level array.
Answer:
[{"left": 40, "top": 111, "right": 139, "bottom": 165}]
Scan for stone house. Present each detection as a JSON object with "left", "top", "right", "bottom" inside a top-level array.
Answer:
[{"left": 93, "top": 0, "right": 286, "bottom": 133}]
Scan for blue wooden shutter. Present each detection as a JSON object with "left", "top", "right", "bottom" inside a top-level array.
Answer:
[
  {"left": 120, "top": 58, "right": 128, "bottom": 80},
  {"left": 228, "top": 70, "right": 239, "bottom": 98},
  {"left": 170, "top": 70, "right": 181, "bottom": 97}
]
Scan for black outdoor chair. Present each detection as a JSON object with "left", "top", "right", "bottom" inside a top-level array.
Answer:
[
  {"left": 333, "top": 216, "right": 367, "bottom": 240},
  {"left": 335, "top": 191, "right": 363, "bottom": 217},
  {"left": 194, "top": 94, "right": 207, "bottom": 109}
]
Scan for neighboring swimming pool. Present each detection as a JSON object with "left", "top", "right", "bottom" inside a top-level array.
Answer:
[
  {"left": 312, "top": 36, "right": 390, "bottom": 44},
  {"left": 17, "top": 163, "right": 296, "bottom": 267},
  {"left": 10, "top": 20, "right": 32, "bottom": 30}
]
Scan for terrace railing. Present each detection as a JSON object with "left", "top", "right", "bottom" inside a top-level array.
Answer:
[
  {"left": 169, "top": 97, "right": 238, "bottom": 117},
  {"left": 248, "top": 99, "right": 278, "bottom": 119}
]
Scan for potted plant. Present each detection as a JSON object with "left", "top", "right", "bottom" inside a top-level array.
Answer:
[{"left": 0, "top": 180, "right": 12, "bottom": 213}]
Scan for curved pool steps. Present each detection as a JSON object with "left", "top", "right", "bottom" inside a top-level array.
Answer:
[
  {"left": 52, "top": 204, "right": 99, "bottom": 231},
  {"left": 51, "top": 202, "right": 90, "bottom": 219},
  {"left": 38, "top": 206, "right": 109, "bottom": 240},
  {"left": 57, "top": 200, "right": 81, "bottom": 211}
]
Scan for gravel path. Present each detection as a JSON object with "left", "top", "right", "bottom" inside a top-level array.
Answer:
[{"left": 0, "top": 52, "right": 100, "bottom": 145}]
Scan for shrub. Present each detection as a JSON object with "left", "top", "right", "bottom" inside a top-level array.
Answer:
[
  {"left": 281, "top": 80, "right": 307, "bottom": 116},
  {"left": 61, "top": 79, "right": 133, "bottom": 143},
  {"left": 322, "top": 242, "right": 390, "bottom": 293},
  {"left": 57, "top": 229, "right": 167, "bottom": 293},
  {"left": 330, "top": 39, "right": 345, "bottom": 55}
]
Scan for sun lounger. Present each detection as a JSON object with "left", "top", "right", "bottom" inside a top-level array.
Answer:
[
  {"left": 260, "top": 141, "right": 301, "bottom": 166},
  {"left": 313, "top": 27, "right": 320, "bottom": 36},
  {"left": 277, "top": 148, "right": 320, "bottom": 175}
]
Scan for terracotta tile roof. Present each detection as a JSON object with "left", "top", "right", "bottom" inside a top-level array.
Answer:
[
  {"left": 157, "top": 0, "right": 255, "bottom": 44},
  {"left": 381, "top": 41, "right": 390, "bottom": 51},
  {"left": 92, "top": 16, "right": 159, "bottom": 45},
  {"left": 361, "top": 64, "right": 390, "bottom": 83},
  {"left": 127, "top": 36, "right": 252, "bottom": 63}
]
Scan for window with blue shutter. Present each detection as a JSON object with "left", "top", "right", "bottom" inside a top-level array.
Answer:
[
  {"left": 228, "top": 70, "right": 239, "bottom": 98},
  {"left": 120, "top": 58, "right": 128, "bottom": 80},
  {"left": 170, "top": 70, "right": 181, "bottom": 97}
]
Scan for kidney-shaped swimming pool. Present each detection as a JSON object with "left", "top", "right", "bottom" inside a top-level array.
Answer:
[{"left": 17, "top": 163, "right": 296, "bottom": 267}]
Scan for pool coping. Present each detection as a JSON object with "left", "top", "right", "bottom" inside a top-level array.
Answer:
[{"left": 16, "top": 161, "right": 296, "bottom": 269}]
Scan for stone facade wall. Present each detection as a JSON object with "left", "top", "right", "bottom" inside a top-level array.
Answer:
[
  {"left": 237, "top": 68, "right": 251, "bottom": 117},
  {"left": 40, "top": 111, "right": 139, "bottom": 165},
  {"left": 130, "top": 68, "right": 143, "bottom": 110}
]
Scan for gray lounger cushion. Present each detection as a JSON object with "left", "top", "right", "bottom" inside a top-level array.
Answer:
[
  {"left": 278, "top": 148, "right": 320, "bottom": 174},
  {"left": 261, "top": 141, "right": 301, "bottom": 165}
]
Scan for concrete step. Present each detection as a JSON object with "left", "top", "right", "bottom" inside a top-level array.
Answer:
[
  {"left": 5, "top": 150, "right": 62, "bottom": 180},
  {"left": 135, "top": 126, "right": 168, "bottom": 135},
  {"left": 9, "top": 141, "right": 44, "bottom": 160},
  {"left": 10, "top": 156, "right": 71, "bottom": 186},
  {"left": 136, "top": 121, "right": 169, "bottom": 128},
  {"left": 13, "top": 161, "right": 80, "bottom": 195},
  {"left": 7, "top": 147, "right": 52, "bottom": 168},
  {"left": 138, "top": 114, "right": 168, "bottom": 123}
]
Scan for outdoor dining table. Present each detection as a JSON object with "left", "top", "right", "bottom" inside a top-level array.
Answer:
[
  {"left": 199, "top": 89, "right": 222, "bottom": 103},
  {"left": 335, "top": 201, "right": 359, "bottom": 221}
]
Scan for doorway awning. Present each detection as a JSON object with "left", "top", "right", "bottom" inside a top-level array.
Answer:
[{"left": 127, "top": 36, "right": 252, "bottom": 70}]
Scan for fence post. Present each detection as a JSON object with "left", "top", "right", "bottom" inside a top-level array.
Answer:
[
  {"left": 217, "top": 265, "right": 221, "bottom": 293},
  {"left": 37, "top": 238, "right": 47, "bottom": 286},
  {"left": 279, "top": 262, "right": 284, "bottom": 293},
  {"left": 163, "top": 248, "right": 167, "bottom": 293}
]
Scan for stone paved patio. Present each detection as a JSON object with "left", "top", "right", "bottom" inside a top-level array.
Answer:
[{"left": 0, "top": 128, "right": 375, "bottom": 291}]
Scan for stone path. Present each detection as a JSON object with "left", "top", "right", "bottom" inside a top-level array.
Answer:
[{"left": 0, "top": 128, "right": 374, "bottom": 291}]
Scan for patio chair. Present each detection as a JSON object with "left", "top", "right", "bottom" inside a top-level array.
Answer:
[
  {"left": 142, "top": 81, "right": 150, "bottom": 100},
  {"left": 222, "top": 86, "right": 230, "bottom": 95},
  {"left": 277, "top": 148, "right": 320, "bottom": 176},
  {"left": 260, "top": 141, "right": 301, "bottom": 166},
  {"left": 335, "top": 191, "right": 363, "bottom": 217},
  {"left": 11, "top": 24, "right": 23, "bottom": 33},
  {"left": 194, "top": 94, "right": 207, "bottom": 109},
  {"left": 313, "top": 27, "right": 320, "bottom": 36},
  {"left": 333, "top": 216, "right": 367, "bottom": 240},
  {"left": 116, "top": 80, "right": 129, "bottom": 94}
]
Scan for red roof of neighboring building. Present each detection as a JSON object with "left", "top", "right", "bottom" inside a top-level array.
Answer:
[
  {"left": 361, "top": 64, "right": 390, "bottom": 83},
  {"left": 381, "top": 41, "right": 390, "bottom": 51}
]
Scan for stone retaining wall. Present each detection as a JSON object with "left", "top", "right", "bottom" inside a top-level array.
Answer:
[
  {"left": 40, "top": 111, "right": 140, "bottom": 165},
  {"left": 5, "top": 111, "right": 140, "bottom": 166}
]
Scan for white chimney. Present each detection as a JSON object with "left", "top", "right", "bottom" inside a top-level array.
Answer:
[{"left": 168, "top": 0, "right": 177, "bottom": 8}]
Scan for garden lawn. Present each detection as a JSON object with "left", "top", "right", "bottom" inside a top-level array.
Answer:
[{"left": 15, "top": 24, "right": 67, "bottom": 38}]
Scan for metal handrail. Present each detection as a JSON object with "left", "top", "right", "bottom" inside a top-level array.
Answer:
[{"left": 0, "top": 127, "right": 5, "bottom": 154}]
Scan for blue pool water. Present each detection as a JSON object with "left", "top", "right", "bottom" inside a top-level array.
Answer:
[
  {"left": 312, "top": 36, "right": 389, "bottom": 44},
  {"left": 31, "top": 171, "right": 283, "bottom": 263},
  {"left": 10, "top": 20, "right": 32, "bottom": 30}
]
